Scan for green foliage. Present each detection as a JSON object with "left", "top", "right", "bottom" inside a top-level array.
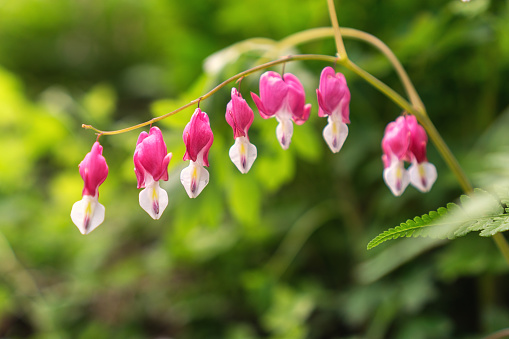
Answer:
[
  {"left": 2, "top": 0, "right": 509, "bottom": 338},
  {"left": 368, "top": 189, "right": 509, "bottom": 249}
]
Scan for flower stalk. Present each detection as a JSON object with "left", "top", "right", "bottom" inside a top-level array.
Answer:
[{"left": 79, "top": 0, "right": 509, "bottom": 266}]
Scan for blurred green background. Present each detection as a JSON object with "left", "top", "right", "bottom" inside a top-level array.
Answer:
[{"left": 1, "top": 0, "right": 509, "bottom": 338}]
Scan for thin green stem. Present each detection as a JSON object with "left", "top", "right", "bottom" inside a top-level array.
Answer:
[
  {"left": 343, "top": 59, "right": 412, "bottom": 112},
  {"left": 83, "top": 54, "right": 336, "bottom": 135},
  {"left": 342, "top": 59, "right": 473, "bottom": 194},
  {"left": 327, "top": 0, "right": 348, "bottom": 60},
  {"left": 340, "top": 28, "right": 425, "bottom": 113},
  {"left": 275, "top": 27, "right": 424, "bottom": 112},
  {"left": 492, "top": 233, "right": 509, "bottom": 266},
  {"left": 272, "top": 27, "right": 497, "bottom": 255},
  {"left": 416, "top": 116, "right": 473, "bottom": 194}
]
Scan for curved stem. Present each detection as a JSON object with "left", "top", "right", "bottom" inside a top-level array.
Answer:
[
  {"left": 341, "top": 59, "right": 473, "bottom": 194},
  {"left": 327, "top": 0, "right": 348, "bottom": 60},
  {"left": 416, "top": 116, "right": 473, "bottom": 194},
  {"left": 341, "top": 28, "right": 425, "bottom": 113},
  {"left": 343, "top": 59, "right": 413, "bottom": 112},
  {"left": 275, "top": 27, "right": 424, "bottom": 112},
  {"left": 492, "top": 233, "right": 509, "bottom": 266},
  {"left": 83, "top": 54, "right": 337, "bottom": 135},
  {"left": 81, "top": 21, "right": 509, "bottom": 264}
]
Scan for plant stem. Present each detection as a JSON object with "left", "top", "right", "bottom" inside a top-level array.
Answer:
[
  {"left": 275, "top": 27, "right": 424, "bottom": 112},
  {"left": 326, "top": 0, "right": 348, "bottom": 61},
  {"left": 83, "top": 54, "right": 337, "bottom": 135},
  {"left": 342, "top": 59, "right": 413, "bottom": 112},
  {"left": 492, "top": 233, "right": 509, "bottom": 266},
  {"left": 340, "top": 28, "right": 424, "bottom": 112},
  {"left": 416, "top": 116, "right": 473, "bottom": 194},
  {"left": 275, "top": 25, "right": 509, "bottom": 263}
]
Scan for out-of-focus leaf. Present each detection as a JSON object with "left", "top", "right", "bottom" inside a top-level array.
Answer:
[
  {"left": 151, "top": 75, "right": 210, "bottom": 129},
  {"left": 82, "top": 83, "right": 116, "bottom": 125},
  {"left": 227, "top": 174, "right": 261, "bottom": 226},
  {"left": 262, "top": 285, "right": 314, "bottom": 339}
]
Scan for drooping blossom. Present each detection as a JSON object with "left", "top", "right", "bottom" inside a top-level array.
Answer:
[
  {"left": 405, "top": 115, "right": 437, "bottom": 193},
  {"left": 134, "top": 126, "right": 172, "bottom": 219},
  {"left": 180, "top": 108, "right": 214, "bottom": 198},
  {"left": 381, "top": 115, "right": 437, "bottom": 196},
  {"left": 71, "top": 142, "right": 108, "bottom": 234},
  {"left": 251, "top": 71, "right": 311, "bottom": 149},
  {"left": 316, "top": 66, "right": 351, "bottom": 153},
  {"left": 226, "top": 88, "right": 257, "bottom": 173},
  {"left": 382, "top": 116, "right": 410, "bottom": 196}
]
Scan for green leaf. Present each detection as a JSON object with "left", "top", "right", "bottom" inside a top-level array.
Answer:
[{"left": 367, "top": 189, "right": 509, "bottom": 250}]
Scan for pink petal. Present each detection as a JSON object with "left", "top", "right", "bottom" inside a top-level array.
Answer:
[
  {"left": 259, "top": 71, "right": 288, "bottom": 115},
  {"left": 79, "top": 142, "right": 108, "bottom": 197},
  {"left": 284, "top": 73, "right": 310, "bottom": 124},
  {"left": 381, "top": 116, "right": 410, "bottom": 161},
  {"left": 251, "top": 92, "right": 271, "bottom": 119},
  {"left": 316, "top": 89, "right": 329, "bottom": 118},
  {"left": 133, "top": 126, "right": 171, "bottom": 188},
  {"left": 317, "top": 67, "right": 351, "bottom": 123},
  {"left": 183, "top": 109, "right": 214, "bottom": 167},
  {"left": 226, "top": 88, "right": 253, "bottom": 139},
  {"left": 406, "top": 115, "right": 428, "bottom": 163}
]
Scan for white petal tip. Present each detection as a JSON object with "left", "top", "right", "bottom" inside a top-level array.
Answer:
[
  {"left": 229, "top": 137, "right": 257, "bottom": 174},
  {"left": 383, "top": 160, "right": 410, "bottom": 197},
  {"left": 139, "top": 181, "right": 169, "bottom": 219},
  {"left": 323, "top": 119, "right": 348, "bottom": 153},
  {"left": 180, "top": 162, "right": 209, "bottom": 198},
  {"left": 409, "top": 162, "right": 437, "bottom": 193},
  {"left": 276, "top": 118, "right": 293, "bottom": 150},
  {"left": 70, "top": 196, "right": 105, "bottom": 235}
]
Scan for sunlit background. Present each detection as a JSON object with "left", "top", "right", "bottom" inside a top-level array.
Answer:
[{"left": 1, "top": 0, "right": 509, "bottom": 338}]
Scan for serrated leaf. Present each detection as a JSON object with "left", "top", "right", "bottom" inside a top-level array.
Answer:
[
  {"left": 367, "top": 189, "right": 509, "bottom": 250},
  {"left": 479, "top": 219, "right": 509, "bottom": 237}
]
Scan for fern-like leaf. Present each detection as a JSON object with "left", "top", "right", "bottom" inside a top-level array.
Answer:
[{"left": 367, "top": 189, "right": 509, "bottom": 250}]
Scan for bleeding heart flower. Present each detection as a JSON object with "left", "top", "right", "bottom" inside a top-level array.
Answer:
[
  {"left": 181, "top": 108, "right": 214, "bottom": 198},
  {"left": 251, "top": 71, "right": 311, "bottom": 149},
  {"left": 71, "top": 142, "right": 108, "bottom": 234},
  {"left": 406, "top": 115, "right": 437, "bottom": 193},
  {"left": 226, "top": 88, "right": 257, "bottom": 173},
  {"left": 381, "top": 115, "right": 437, "bottom": 196},
  {"left": 134, "top": 126, "right": 172, "bottom": 219},
  {"left": 316, "top": 66, "right": 351, "bottom": 153}
]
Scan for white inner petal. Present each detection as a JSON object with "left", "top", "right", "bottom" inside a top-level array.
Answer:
[
  {"left": 323, "top": 116, "right": 348, "bottom": 153},
  {"left": 139, "top": 181, "right": 168, "bottom": 220},
  {"left": 71, "top": 195, "right": 105, "bottom": 235},
  {"left": 383, "top": 159, "right": 410, "bottom": 197},
  {"left": 229, "top": 136, "right": 257, "bottom": 174},
  {"left": 180, "top": 161, "right": 209, "bottom": 198},
  {"left": 275, "top": 117, "right": 293, "bottom": 150},
  {"left": 409, "top": 161, "right": 437, "bottom": 193}
]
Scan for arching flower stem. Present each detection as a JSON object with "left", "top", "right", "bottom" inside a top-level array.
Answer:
[
  {"left": 82, "top": 54, "right": 337, "bottom": 136},
  {"left": 326, "top": 0, "right": 509, "bottom": 265},
  {"left": 326, "top": 0, "right": 348, "bottom": 62}
]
